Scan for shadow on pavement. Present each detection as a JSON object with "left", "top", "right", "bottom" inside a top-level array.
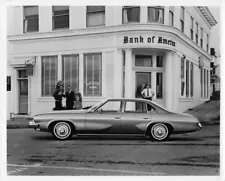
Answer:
[{"left": 31, "top": 134, "right": 203, "bottom": 142}]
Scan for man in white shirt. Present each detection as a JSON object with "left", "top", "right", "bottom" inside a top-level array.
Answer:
[{"left": 141, "top": 84, "right": 155, "bottom": 101}]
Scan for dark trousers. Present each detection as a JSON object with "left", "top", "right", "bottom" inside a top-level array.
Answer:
[
  {"left": 54, "top": 101, "right": 63, "bottom": 110},
  {"left": 145, "top": 97, "right": 152, "bottom": 110},
  {"left": 66, "top": 103, "right": 74, "bottom": 110}
]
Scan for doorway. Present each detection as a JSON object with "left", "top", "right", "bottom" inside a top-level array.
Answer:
[
  {"left": 18, "top": 70, "right": 28, "bottom": 114},
  {"left": 135, "top": 72, "right": 151, "bottom": 97}
]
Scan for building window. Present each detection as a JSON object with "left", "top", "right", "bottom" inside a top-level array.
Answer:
[
  {"left": 135, "top": 55, "right": 153, "bottom": 67},
  {"left": 169, "top": 6, "right": 174, "bottom": 26},
  {"left": 201, "top": 28, "right": 203, "bottom": 48},
  {"left": 156, "top": 72, "right": 163, "bottom": 99},
  {"left": 207, "top": 70, "right": 209, "bottom": 97},
  {"left": 84, "top": 53, "right": 102, "bottom": 96},
  {"left": 23, "top": 6, "right": 39, "bottom": 33},
  {"left": 201, "top": 68, "right": 203, "bottom": 97},
  {"left": 204, "top": 69, "right": 207, "bottom": 98},
  {"left": 41, "top": 56, "right": 58, "bottom": 96},
  {"left": 156, "top": 56, "right": 163, "bottom": 67},
  {"left": 62, "top": 55, "right": 79, "bottom": 91},
  {"left": 190, "top": 16, "right": 194, "bottom": 40},
  {"left": 207, "top": 34, "right": 209, "bottom": 52},
  {"left": 181, "top": 57, "right": 185, "bottom": 79},
  {"left": 186, "top": 60, "right": 189, "bottom": 97},
  {"left": 190, "top": 62, "right": 194, "bottom": 97},
  {"left": 7, "top": 76, "right": 11, "bottom": 91},
  {"left": 195, "top": 22, "right": 198, "bottom": 44},
  {"left": 52, "top": 6, "right": 69, "bottom": 30},
  {"left": 180, "top": 6, "right": 184, "bottom": 32},
  {"left": 86, "top": 6, "right": 105, "bottom": 27},
  {"left": 122, "top": 6, "right": 140, "bottom": 23},
  {"left": 148, "top": 6, "right": 164, "bottom": 23},
  {"left": 181, "top": 57, "right": 185, "bottom": 96}
]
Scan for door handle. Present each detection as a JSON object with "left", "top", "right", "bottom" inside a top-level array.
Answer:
[
  {"left": 143, "top": 118, "right": 149, "bottom": 119},
  {"left": 115, "top": 117, "right": 120, "bottom": 119}
]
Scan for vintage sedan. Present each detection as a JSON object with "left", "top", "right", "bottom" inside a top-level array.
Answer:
[{"left": 29, "top": 98, "right": 202, "bottom": 141}]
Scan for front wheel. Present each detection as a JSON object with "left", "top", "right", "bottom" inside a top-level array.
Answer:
[
  {"left": 149, "top": 123, "right": 170, "bottom": 141},
  {"left": 52, "top": 122, "right": 72, "bottom": 140}
]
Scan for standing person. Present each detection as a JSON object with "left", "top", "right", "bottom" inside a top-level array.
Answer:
[
  {"left": 135, "top": 84, "right": 145, "bottom": 110},
  {"left": 53, "top": 85, "right": 65, "bottom": 110},
  {"left": 74, "top": 95, "right": 82, "bottom": 110},
  {"left": 141, "top": 84, "right": 155, "bottom": 101},
  {"left": 65, "top": 85, "right": 75, "bottom": 110},
  {"left": 74, "top": 89, "right": 82, "bottom": 103},
  {"left": 141, "top": 84, "right": 155, "bottom": 111},
  {"left": 141, "top": 84, "right": 146, "bottom": 98}
]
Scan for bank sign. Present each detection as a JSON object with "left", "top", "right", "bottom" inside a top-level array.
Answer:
[{"left": 123, "top": 36, "right": 176, "bottom": 47}]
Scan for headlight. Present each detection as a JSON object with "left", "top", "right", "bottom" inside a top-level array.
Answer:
[{"left": 198, "top": 122, "right": 202, "bottom": 128}]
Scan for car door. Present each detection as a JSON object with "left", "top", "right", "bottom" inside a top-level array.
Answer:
[
  {"left": 121, "top": 100, "right": 151, "bottom": 134},
  {"left": 85, "top": 100, "right": 122, "bottom": 134}
]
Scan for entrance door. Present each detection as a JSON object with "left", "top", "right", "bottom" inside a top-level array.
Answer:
[
  {"left": 136, "top": 72, "right": 151, "bottom": 97},
  {"left": 18, "top": 70, "right": 28, "bottom": 114}
]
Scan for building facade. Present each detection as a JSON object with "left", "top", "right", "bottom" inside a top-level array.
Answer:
[{"left": 7, "top": 6, "right": 217, "bottom": 119}]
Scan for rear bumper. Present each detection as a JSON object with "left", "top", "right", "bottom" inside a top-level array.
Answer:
[
  {"left": 29, "top": 121, "right": 40, "bottom": 131},
  {"left": 197, "top": 122, "right": 202, "bottom": 130}
]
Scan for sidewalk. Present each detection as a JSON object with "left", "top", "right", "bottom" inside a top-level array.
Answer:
[
  {"left": 7, "top": 117, "right": 31, "bottom": 129},
  {"left": 7, "top": 100, "right": 220, "bottom": 129}
]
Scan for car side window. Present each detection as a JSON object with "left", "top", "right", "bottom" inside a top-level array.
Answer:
[
  {"left": 96, "top": 101, "right": 122, "bottom": 113},
  {"left": 146, "top": 103, "right": 159, "bottom": 113},
  {"left": 125, "top": 101, "right": 147, "bottom": 113}
]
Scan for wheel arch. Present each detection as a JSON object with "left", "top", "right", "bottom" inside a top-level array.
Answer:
[
  {"left": 48, "top": 119, "right": 76, "bottom": 134},
  {"left": 145, "top": 122, "right": 174, "bottom": 136}
]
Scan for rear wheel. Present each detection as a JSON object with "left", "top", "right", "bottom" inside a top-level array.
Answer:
[
  {"left": 52, "top": 122, "right": 72, "bottom": 140},
  {"left": 149, "top": 123, "right": 170, "bottom": 141}
]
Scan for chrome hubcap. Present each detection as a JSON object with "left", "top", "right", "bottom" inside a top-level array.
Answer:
[
  {"left": 151, "top": 124, "right": 168, "bottom": 140},
  {"left": 54, "top": 122, "right": 71, "bottom": 139}
]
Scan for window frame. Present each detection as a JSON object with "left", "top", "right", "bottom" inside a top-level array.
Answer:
[
  {"left": 186, "top": 60, "right": 189, "bottom": 97},
  {"left": 180, "top": 6, "right": 185, "bottom": 32},
  {"left": 156, "top": 72, "right": 163, "bottom": 99},
  {"left": 7, "top": 76, "right": 11, "bottom": 91},
  {"left": 62, "top": 54, "right": 79, "bottom": 91},
  {"left": 169, "top": 10, "right": 174, "bottom": 26},
  {"left": 135, "top": 55, "right": 153, "bottom": 67},
  {"left": 124, "top": 101, "right": 148, "bottom": 113},
  {"left": 206, "top": 34, "right": 209, "bottom": 52},
  {"left": 195, "top": 22, "right": 199, "bottom": 44},
  {"left": 95, "top": 100, "right": 122, "bottom": 113},
  {"left": 41, "top": 56, "right": 58, "bottom": 97},
  {"left": 190, "top": 16, "right": 194, "bottom": 40},
  {"left": 83, "top": 53, "right": 102, "bottom": 97},
  {"left": 52, "top": 6, "right": 69, "bottom": 30},
  {"left": 122, "top": 6, "right": 140, "bottom": 24},
  {"left": 23, "top": 6, "right": 39, "bottom": 33},
  {"left": 190, "top": 62, "right": 194, "bottom": 97},
  {"left": 86, "top": 6, "right": 105, "bottom": 27},
  {"left": 147, "top": 6, "right": 164, "bottom": 24},
  {"left": 200, "top": 28, "right": 203, "bottom": 48}
]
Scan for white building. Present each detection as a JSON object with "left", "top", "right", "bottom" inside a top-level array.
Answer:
[{"left": 7, "top": 6, "right": 217, "bottom": 119}]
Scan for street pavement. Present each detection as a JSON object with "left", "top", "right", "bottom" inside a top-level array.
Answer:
[{"left": 7, "top": 124, "right": 219, "bottom": 176}]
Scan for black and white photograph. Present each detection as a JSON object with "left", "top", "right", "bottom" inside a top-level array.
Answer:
[{"left": 1, "top": 0, "right": 223, "bottom": 180}]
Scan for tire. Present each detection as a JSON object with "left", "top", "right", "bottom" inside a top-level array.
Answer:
[
  {"left": 149, "top": 123, "right": 170, "bottom": 141},
  {"left": 52, "top": 122, "right": 72, "bottom": 140}
]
